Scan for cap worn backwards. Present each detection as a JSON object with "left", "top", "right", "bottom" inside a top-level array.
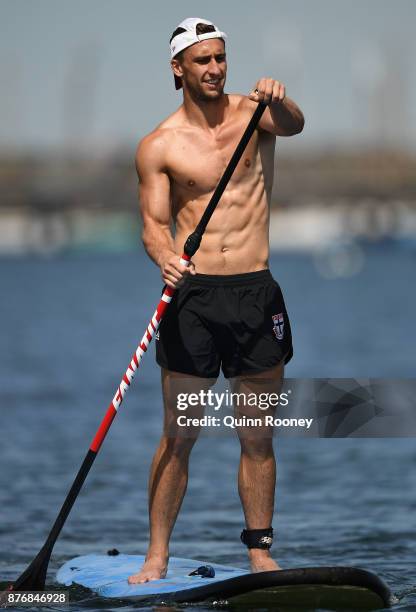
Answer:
[{"left": 170, "top": 17, "right": 227, "bottom": 90}]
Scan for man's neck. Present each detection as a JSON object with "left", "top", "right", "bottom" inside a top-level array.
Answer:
[{"left": 182, "top": 91, "right": 229, "bottom": 130}]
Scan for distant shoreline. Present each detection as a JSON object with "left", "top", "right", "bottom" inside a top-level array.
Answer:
[{"left": 1, "top": 200, "right": 415, "bottom": 255}]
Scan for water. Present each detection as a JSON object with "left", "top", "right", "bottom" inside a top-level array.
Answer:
[{"left": 1, "top": 245, "right": 415, "bottom": 610}]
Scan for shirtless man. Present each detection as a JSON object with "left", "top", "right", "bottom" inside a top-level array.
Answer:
[{"left": 128, "top": 17, "right": 304, "bottom": 584}]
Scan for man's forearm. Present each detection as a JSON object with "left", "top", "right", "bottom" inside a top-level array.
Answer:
[
  {"left": 270, "top": 97, "right": 304, "bottom": 135},
  {"left": 142, "top": 220, "right": 176, "bottom": 268}
]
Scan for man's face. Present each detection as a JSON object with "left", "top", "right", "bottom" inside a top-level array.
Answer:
[{"left": 172, "top": 38, "right": 227, "bottom": 101}]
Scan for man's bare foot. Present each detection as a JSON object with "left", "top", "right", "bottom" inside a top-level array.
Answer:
[
  {"left": 248, "top": 549, "right": 282, "bottom": 572},
  {"left": 128, "top": 555, "right": 169, "bottom": 584}
]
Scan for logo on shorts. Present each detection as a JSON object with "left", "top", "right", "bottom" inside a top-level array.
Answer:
[
  {"left": 272, "top": 313, "right": 284, "bottom": 340},
  {"left": 155, "top": 330, "right": 160, "bottom": 341}
]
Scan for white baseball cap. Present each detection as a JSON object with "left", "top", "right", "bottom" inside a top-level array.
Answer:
[{"left": 170, "top": 17, "right": 227, "bottom": 90}]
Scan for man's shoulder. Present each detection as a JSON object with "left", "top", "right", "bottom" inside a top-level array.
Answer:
[
  {"left": 137, "top": 127, "right": 168, "bottom": 156},
  {"left": 136, "top": 108, "right": 184, "bottom": 166},
  {"left": 227, "top": 94, "right": 268, "bottom": 132},
  {"left": 229, "top": 93, "right": 257, "bottom": 114},
  {"left": 135, "top": 131, "right": 166, "bottom": 175},
  {"left": 229, "top": 94, "right": 276, "bottom": 141},
  {"left": 137, "top": 124, "right": 173, "bottom": 155}
]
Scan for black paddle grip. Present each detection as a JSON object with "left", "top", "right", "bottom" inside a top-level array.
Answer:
[{"left": 184, "top": 231, "right": 203, "bottom": 257}]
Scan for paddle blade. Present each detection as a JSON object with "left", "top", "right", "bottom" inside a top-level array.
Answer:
[{"left": 10, "top": 546, "right": 51, "bottom": 591}]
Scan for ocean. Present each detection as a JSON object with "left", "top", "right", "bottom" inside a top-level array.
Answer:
[{"left": 1, "top": 244, "right": 415, "bottom": 611}]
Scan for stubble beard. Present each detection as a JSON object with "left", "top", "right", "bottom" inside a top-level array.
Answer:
[{"left": 187, "top": 79, "right": 225, "bottom": 103}]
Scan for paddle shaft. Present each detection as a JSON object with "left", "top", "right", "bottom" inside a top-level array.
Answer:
[{"left": 12, "top": 101, "right": 267, "bottom": 591}]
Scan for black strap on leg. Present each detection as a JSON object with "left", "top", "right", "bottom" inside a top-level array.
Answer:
[{"left": 240, "top": 527, "right": 273, "bottom": 549}]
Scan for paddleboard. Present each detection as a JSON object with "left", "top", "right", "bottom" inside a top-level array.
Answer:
[{"left": 56, "top": 552, "right": 392, "bottom": 608}]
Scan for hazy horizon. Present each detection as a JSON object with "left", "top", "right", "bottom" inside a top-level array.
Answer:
[{"left": 1, "top": 0, "right": 415, "bottom": 154}]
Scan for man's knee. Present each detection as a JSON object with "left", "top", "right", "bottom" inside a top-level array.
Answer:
[
  {"left": 162, "top": 434, "right": 198, "bottom": 459},
  {"left": 239, "top": 437, "right": 275, "bottom": 461}
]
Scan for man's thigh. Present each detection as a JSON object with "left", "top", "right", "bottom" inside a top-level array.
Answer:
[
  {"left": 230, "top": 361, "right": 285, "bottom": 442},
  {"left": 161, "top": 368, "right": 217, "bottom": 440}
]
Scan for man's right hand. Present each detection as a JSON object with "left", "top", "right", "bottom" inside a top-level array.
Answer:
[{"left": 159, "top": 252, "right": 196, "bottom": 289}]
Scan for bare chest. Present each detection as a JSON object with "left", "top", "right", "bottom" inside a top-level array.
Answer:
[{"left": 166, "top": 125, "right": 261, "bottom": 199}]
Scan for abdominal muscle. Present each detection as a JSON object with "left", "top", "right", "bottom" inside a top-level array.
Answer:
[{"left": 173, "top": 188, "right": 270, "bottom": 275}]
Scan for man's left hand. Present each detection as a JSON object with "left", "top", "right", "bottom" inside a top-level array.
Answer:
[{"left": 249, "top": 78, "right": 286, "bottom": 106}]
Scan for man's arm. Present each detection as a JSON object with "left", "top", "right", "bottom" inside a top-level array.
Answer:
[
  {"left": 247, "top": 78, "right": 304, "bottom": 136},
  {"left": 136, "top": 132, "right": 195, "bottom": 288}
]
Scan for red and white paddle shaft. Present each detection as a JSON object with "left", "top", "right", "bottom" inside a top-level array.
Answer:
[{"left": 90, "top": 253, "right": 191, "bottom": 452}]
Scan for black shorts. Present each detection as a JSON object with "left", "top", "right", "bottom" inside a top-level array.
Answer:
[{"left": 156, "top": 269, "right": 293, "bottom": 378}]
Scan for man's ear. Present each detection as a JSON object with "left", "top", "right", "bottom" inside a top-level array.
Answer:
[{"left": 171, "top": 58, "right": 183, "bottom": 79}]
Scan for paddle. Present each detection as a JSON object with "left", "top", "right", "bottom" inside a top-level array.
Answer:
[{"left": 10, "top": 101, "right": 267, "bottom": 591}]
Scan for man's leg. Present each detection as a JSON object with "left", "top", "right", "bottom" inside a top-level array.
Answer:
[
  {"left": 128, "top": 368, "right": 215, "bottom": 583},
  {"left": 233, "top": 361, "right": 284, "bottom": 572}
]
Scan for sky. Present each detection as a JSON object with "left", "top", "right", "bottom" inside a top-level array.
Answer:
[{"left": 1, "top": 0, "right": 415, "bottom": 154}]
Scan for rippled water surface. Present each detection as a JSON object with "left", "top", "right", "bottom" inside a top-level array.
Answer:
[{"left": 1, "top": 246, "right": 415, "bottom": 610}]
